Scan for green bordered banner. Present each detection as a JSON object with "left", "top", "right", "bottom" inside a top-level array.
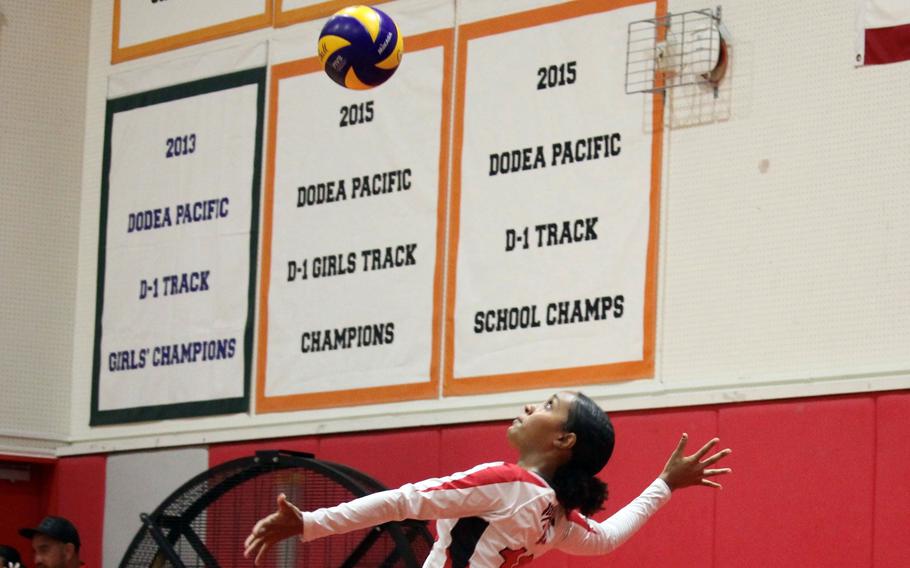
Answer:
[{"left": 91, "top": 65, "right": 266, "bottom": 425}]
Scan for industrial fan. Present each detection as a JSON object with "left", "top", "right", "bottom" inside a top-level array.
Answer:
[{"left": 119, "top": 450, "right": 433, "bottom": 567}]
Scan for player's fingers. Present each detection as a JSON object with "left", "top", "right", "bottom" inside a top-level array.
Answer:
[
  {"left": 255, "top": 540, "right": 272, "bottom": 566},
  {"left": 256, "top": 516, "right": 271, "bottom": 533},
  {"left": 276, "top": 493, "right": 293, "bottom": 515},
  {"left": 247, "top": 534, "right": 269, "bottom": 556},
  {"left": 243, "top": 536, "right": 259, "bottom": 559},
  {"left": 247, "top": 517, "right": 271, "bottom": 544},
  {"left": 703, "top": 468, "right": 732, "bottom": 477},
  {"left": 691, "top": 437, "right": 719, "bottom": 460},
  {"left": 244, "top": 523, "right": 263, "bottom": 548},
  {"left": 671, "top": 433, "right": 688, "bottom": 457},
  {"left": 701, "top": 478, "right": 722, "bottom": 489},
  {"left": 701, "top": 448, "right": 732, "bottom": 466}
]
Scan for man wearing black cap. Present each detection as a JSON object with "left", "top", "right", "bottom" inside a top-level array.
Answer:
[
  {"left": 0, "top": 544, "right": 24, "bottom": 568},
  {"left": 18, "top": 516, "right": 81, "bottom": 568}
]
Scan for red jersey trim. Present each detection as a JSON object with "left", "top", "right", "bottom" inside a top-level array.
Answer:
[{"left": 566, "top": 510, "right": 594, "bottom": 532}]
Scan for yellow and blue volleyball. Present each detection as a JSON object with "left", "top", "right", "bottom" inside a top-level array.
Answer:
[{"left": 318, "top": 5, "right": 403, "bottom": 90}]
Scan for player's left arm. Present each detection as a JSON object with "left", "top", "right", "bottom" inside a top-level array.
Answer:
[{"left": 555, "top": 477, "right": 671, "bottom": 555}]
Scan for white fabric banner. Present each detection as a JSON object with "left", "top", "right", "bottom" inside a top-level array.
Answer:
[
  {"left": 260, "top": 14, "right": 451, "bottom": 407},
  {"left": 117, "top": 0, "right": 268, "bottom": 50},
  {"left": 278, "top": 0, "right": 390, "bottom": 15},
  {"left": 449, "top": 1, "right": 660, "bottom": 390},
  {"left": 94, "top": 57, "right": 265, "bottom": 423}
]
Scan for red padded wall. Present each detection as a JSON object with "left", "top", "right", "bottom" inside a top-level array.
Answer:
[
  {"left": 319, "top": 427, "right": 441, "bottom": 489},
  {"left": 715, "top": 396, "right": 876, "bottom": 567},
  {"left": 0, "top": 458, "right": 54, "bottom": 560},
  {"left": 873, "top": 391, "right": 910, "bottom": 567},
  {"left": 571, "top": 407, "right": 720, "bottom": 568},
  {"left": 200, "top": 391, "right": 910, "bottom": 567},
  {"left": 26, "top": 389, "right": 910, "bottom": 567},
  {"left": 439, "top": 422, "right": 518, "bottom": 473},
  {"left": 48, "top": 455, "right": 107, "bottom": 567}
]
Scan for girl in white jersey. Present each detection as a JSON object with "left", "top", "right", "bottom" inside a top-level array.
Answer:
[{"left": 245, "top": 391, "right": 732, "bottom": 566}]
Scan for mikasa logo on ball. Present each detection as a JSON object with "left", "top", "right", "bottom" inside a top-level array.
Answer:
[
  {"left": 332, "top": 57, "right": 347, "bottom": 71},
  {"left": 378, "top": 31, "right": 393, "bottom": 54}
]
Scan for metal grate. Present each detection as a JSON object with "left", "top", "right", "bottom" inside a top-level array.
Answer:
[{"left": 625, "top": 7, "right": 726, "bottom": 95}]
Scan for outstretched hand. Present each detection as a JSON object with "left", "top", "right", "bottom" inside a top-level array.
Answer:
[
  {"left": 244, "top": 493, "right": 304, "bottom": 565},
  {"left": 659, "top": 434, "right": 732, "bottom": 491}
]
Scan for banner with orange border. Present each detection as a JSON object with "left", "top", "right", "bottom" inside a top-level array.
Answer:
[
  {"left": 112, "top": 0, "right": 272, "bottom": 63},
  {"left": 275, "top": 0, "right": 390, "bottom": 28},
  {"left": 444, "top": 0, "right": 666, "bottom": 396},
  {"left": 256, "top": 3, "right": 453, "bottom": 412}
]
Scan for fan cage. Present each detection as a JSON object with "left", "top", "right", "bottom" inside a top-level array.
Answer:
[
  {"left": 119, "top": 451, "right": 433, "bottom": 568},
  {"left": 625, "top": 6, "right": 725, "bottom": 95}
]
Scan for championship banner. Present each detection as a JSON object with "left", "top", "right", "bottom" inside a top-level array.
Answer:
[
  {"left": 446, "top": 0, "right": 665, "bottom": 395},
  {"left": 92, "top": 50, "right": 266, "bottom": 425},
  {"left": 112, "top": 0, "right": 271, "bottom": 63},
  {"left": 275, "top": 0, "right": 388, "bottom": 28},
  {"left": 258, "top": 5, "right": 453, "bottom": 411},
  {"left": 856, "top": 0, "right": 910, "bottom": 65}
]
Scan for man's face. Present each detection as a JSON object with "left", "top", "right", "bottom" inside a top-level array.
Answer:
[{"left": 31, "top": 534, "right": 72, "bottom": 568}]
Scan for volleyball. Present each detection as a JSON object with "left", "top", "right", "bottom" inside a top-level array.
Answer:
[{"left": 318, "top": 5, "right": 404, "bottom": 90}]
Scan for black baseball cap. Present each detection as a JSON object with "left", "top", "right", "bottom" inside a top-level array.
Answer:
[
  {"left": 19, "top": 516, "right": 81, "bottom": 551},
  {"left": 0, "top": 544, "right": 22, "bottom": 565}
]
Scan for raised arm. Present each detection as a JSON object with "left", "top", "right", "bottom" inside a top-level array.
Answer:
[{"left": 557, "top": 434, "right": 732, "bottom": 556}]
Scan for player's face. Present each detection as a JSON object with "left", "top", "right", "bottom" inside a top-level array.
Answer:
[
  {"left": 507, "top": 391, "right": 576, "bottom": 453},
  {"left": 31, "top": 534, "right": 71, "bottom": 568}
]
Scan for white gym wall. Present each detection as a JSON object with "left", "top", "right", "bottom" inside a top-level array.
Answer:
[{"left": 1, "top": 0, "right": 907, "bottom": 458}]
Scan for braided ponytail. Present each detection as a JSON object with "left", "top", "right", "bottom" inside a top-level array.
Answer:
[{"left": 551, "top": 392, "right": 615, "bottom": 516}]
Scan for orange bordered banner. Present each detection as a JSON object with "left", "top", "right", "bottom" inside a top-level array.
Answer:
[
  {"left": 112, "top": 0, "right": 272, "bottom": 64},
  {"left": 256, "top": 29, "right": 453, "bottom": 412},
  {"left": 274, "top": 0, "right": 389, "bottom": 28},
  {"left": 444, "top": 0, "right": 667, "bottom": 396}
]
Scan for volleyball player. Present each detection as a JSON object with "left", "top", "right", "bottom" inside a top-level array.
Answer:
[{"left": 244, "top": 391, "right": 732, "bottom": 566}]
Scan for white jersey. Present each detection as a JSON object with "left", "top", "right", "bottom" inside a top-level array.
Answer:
[{"left": 301, "top": 461, "right": 671, "bottom": 567}]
